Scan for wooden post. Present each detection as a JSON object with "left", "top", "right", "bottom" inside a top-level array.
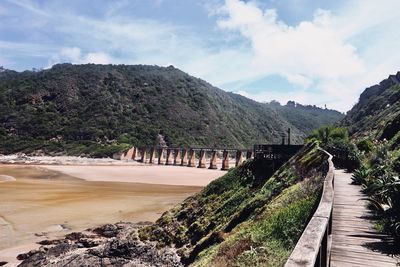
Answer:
[
  {"left": 174, "top": 148, "right": 181, "bottom": 165},
  {"left": 180, "top": 149, "right": 188, "bottom": 166},
  {"left": 149, "top": 147, "right": 156, "bottom": 164},
  {"left": 209, "top": 150, "right": 218, "bottom": 169},
  {"left": 140, "top": 148, "right": 147, "bottom": 163},
  {"left": 198, "top": 149, "right": 206, "bottom": 168},
  {"left": 235, "top": 150, "right": 243, "bottom": 167},
  {"left": 158, "top": 147, "right": 165, "bottom": 165},
  {"left": 221, "top": 150, "right": 229, "bottom": 170},
  {"left": 188, "top": 149, "right": 196, "bottom": 167},
  {"left": 166, "top": 148, "right": 173, "bottom": 165},
  {"left": 287, "top": 128, "right": 291, "bottom": 145}
]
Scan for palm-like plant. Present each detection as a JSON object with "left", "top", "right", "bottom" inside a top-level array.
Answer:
[
  {"left": 351, "top": 166, "right": 370, "bottom": 185},
  {"left": 364, "top": 171, "right": 400, "bottom": 239}
]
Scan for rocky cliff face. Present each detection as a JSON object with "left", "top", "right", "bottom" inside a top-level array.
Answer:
[{"left": 341, "top": 71, "right": 400, "bottom": 141}]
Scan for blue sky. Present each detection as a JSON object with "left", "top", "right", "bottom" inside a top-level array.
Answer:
[{"left": 1, "top": 0, "right": 399, "bottom": 112}]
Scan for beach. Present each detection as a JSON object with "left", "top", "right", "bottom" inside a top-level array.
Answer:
[{"left": 0, "top": 163, "right": 224, "bottom": 266}]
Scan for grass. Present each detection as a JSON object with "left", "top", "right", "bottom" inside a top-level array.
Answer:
[{"left": 138, "top": 142, "right": 326, "bottom": 266}]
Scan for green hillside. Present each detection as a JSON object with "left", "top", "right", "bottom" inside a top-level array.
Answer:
[{"left": 0, "top": 64, "right": 343, "bottom": 156}]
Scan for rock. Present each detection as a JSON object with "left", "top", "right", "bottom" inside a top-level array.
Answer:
[
  {"left": 17, "top": 222, "right": 183, "bottom": 267},
  {"left": 65, "top": 232, "right": 87, "bottom": 241},
  {"left": 37, "top": 239, "right": 62, "bottom": 245},
  {"left": 92, "top": 224, "right": 119, "bottom": 238}
]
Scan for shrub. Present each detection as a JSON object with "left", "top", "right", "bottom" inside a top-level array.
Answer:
[
  {"left": 351, "top": 166, "right": 370, "bottom": 185},
  {"left": 307, "top": 126, "right": 349, "bottom": 145},
  {"left": 357, "top": 139, "right": 373, "bottom": 153}
]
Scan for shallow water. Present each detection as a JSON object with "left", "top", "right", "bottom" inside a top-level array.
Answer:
[{"left": 0, "top": 165, "right": 202, "bottom": 263}]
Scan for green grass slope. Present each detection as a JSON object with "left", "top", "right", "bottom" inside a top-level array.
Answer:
[
  {"left": 138, "top": 142, "right": 328, "bottom": 266},
  {"left": 0, "top": 64, "right": 343, "bottom": 156}
]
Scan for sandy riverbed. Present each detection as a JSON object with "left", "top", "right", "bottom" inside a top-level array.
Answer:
[{"left": 0, "top": 164, "right": 224, "bottom": 266}]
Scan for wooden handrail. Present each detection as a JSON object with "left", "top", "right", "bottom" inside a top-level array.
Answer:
[{"left": 285, "top": 149, "right": 334, "bottom": 267}]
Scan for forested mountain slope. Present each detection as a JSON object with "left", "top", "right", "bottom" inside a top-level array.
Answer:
[{"left": 0, "top": 64, "right": 343, "bottom": 156}]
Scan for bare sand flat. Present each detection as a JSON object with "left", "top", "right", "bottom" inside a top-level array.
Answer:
[
  {"left": 42, "top": 164, "right": 226, "bottom": 186},
  {"left": 0, "top": 164, "right": 223, "bottom": 265}
]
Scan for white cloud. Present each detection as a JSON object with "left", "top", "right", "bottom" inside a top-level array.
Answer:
[
  {"left": 49, "top": 47, "right": 112, "bottom": 66},
  {"left": 215, "top": 0, "right": 400, "bottom": 111},
  {"left": 2, "top": 0, "right": 400, "bottom": 112},
  {"left": 217, "top": 0, "right": 365, "bottom": 84}
]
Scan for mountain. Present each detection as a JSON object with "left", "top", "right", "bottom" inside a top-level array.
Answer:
[
  {"left": 341, "top": 72, "right": 400, "bottom": 141},
  {"left": 0, "top": 64, "right": 343, "bottom": 156}
]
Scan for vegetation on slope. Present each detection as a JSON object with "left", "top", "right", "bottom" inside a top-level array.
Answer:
[
  {"left": 350, "top": 140, "right": 400, "bottom": 242},
  {"left": 339, "top": 72, "right": 400, "bottom": 242},
  {"left": 0, "top": 64, "right": 343, "bottom": 156},
  {"left": 138, "top": 142, "right": 329, "bottom": 266},
  {"left": 341, "top": 72, "right": 400, "bottom": 142}
]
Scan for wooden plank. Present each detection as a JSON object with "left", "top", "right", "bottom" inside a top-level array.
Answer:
[{"left": 330, "top": 169, "right": 399, "bottom": 266}]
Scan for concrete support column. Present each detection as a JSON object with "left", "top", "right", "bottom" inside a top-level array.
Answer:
[
  {"left": 221, "top": 150, "right": 230, "bottom": 170},
  {"left": 209, "top": 150, "right": 218, "bottom": 169},
  {"left": 132, "top": 147, "right": 137, "bottom": 160},
  {"left": 235, "top": 150, "right": 243, "bottom": 167},
  {"left": 140, "top": 148, "right": 147, "bottom": 163},
  {"left": 125, "top": 147, "right": 134, "bottom": 160},
  {"left": 180, "top": 149, "right": 188, "bottom": 166},
  {"left": 198, "top": 149, "right": 206, "bottom": 168},
  {"left": 246, "top": 150, "right": 253, "bottom": 160},
  {"left": 173, "top": 149, "right": 181, "bottom": 165},
  {"left": 158, "top": 147, "right": 165, "bottom": 165},
  {"left": 136, "top": 149, "right": 141, "bottom": 161},
  {"left": 149, "top": 147, "right": 156, "bottom": 164},
  {"left": 188, "top": 149, "right": 196, "bottom": 167},
  {"left": 166, "top": 148, "right": 173, "bottom": 165}
]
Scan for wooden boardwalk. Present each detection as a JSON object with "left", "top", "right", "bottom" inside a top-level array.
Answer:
[{"left": 331, "top": 169, "right": 399, "bottom": 266}]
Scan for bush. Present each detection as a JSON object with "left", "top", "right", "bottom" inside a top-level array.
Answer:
[
  {"left": 351, "top": 166, "right": 370, "bottom": 185},
  {"left": 90, "top": 143, "right": 131, "bottom": 158},
  {"left": 307, "top": 126, "right": 349, "bottom": 145},
  {"left": 357, "top": 139, "right": 373, "bottom": 153}
]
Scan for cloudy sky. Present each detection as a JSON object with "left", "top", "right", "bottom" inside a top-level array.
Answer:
[{"left": 1, "top": 0, "right": 399, "bottom": 112}]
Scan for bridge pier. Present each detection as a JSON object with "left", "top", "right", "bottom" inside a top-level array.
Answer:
[
  {"left": 209, "top": 150, "right": 218, "bottom": 169},
  {"left": 149, "top": 147, "right": 156, "bottom": 164},
  {"left": 132, "top": 147, "right": 137, "bottom": 160},
  {"left": 158, "top": 147, "right": 165, "bottom": 165},
  {"left": 180, "top": 149, "right": 188, "bottom": 166},
  {"left": 166, "top": 148, "right": 174, "bottom": 165},
  {"left": 188, "top": 149, "right": 196, "bottom": 167},
  {"left": 235, "top": 150, "right": 243, "bottom": 167},
  {"left": 173, "top": 149, "right": 181, "bottom": 165},
  {"left": 246, "top": 150, "right": 253, "bottom": 160},
  {"left": 140, "top": 148, "right": 147, "bottom": 163},
  {"left": 198, "top": 149, "right": 206, "bottom": 168},
  {"left": 221, "top": 150, "right": 229, "bottom": 170}
]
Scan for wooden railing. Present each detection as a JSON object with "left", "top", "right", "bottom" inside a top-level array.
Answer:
[{"left": 285, "top": 150, "right": 334, "bottom": 267}]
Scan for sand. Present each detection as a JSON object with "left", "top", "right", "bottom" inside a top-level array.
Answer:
[
  {"left": 42, "top": 165, "right": 226, "bottom": 186},
  {"left": 0, "top": 164, "right": 223, "bottom": 266}
]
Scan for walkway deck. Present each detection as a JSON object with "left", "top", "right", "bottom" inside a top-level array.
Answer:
[{"left": 331, "top": 169, "right": 399, "bottom": 266}]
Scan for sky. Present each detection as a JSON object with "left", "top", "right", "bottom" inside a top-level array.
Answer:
[{"left": 0, "top": 0, "right": 399, "bottom": 112}]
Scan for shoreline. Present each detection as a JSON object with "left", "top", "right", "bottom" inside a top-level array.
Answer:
[{"left": 0, "top": 162, "right": 224, "bottom": 266}]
